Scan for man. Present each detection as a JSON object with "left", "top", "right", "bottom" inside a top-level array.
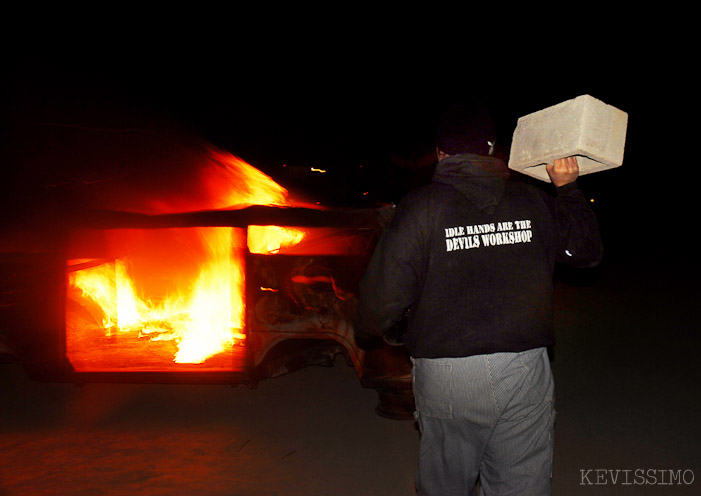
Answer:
[{"left": 354, "top": 102, "right": 603, "bottom": 495}]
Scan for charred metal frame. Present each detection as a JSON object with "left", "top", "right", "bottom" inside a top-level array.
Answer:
[{"left": 1, "top": 205, "right": 414, "bottom": 419}]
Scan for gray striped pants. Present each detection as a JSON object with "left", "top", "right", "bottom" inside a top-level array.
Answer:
[{"left": 412, "top": 347, "right": 555, "bottom": 496}]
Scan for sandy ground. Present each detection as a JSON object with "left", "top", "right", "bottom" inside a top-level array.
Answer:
[
  {"left": 1, "top": 256, "right": 700, "bottom": 495},
  {"left": 0, "top": 357, "right": 418, "bottom": 496}
]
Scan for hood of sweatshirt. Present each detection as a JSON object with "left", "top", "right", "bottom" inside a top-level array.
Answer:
[{"left": 432, "top": 153, "right": 510, "bottom": 214}]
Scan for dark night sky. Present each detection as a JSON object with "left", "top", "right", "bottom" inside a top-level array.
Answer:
[
  {"left": 3, "top": 40, "right": 694, "bottom": 266},
  {"left": 5, "top": 53, "right": 647, "bottom": 187}
]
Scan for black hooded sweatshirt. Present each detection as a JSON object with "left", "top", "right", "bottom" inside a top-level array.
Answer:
[{"left": 354, "top": 153, "right": 603, "bottom": 358}]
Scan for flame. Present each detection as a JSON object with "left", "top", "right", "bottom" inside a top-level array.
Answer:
[
  {"left": 200, "top": 149, "right": 289, "bottom": 209},
  {"left": 247, "top": 225, "right": 306, "bottom": 254},
  {"left": 67, "top": 149, "right": 308, "bottom": 367},
  {"left": 69, "top": 228, "right": 246, "bottom": 364}
]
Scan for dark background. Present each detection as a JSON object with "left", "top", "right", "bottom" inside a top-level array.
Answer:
[
  {"left": 3, "top": 43, "right": 689, "bottom": 267},
  {"left": 2, "top": 27, "right": 700, "bottom": 495}
]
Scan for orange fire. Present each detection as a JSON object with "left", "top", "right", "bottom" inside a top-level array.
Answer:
[{"left": 67, "top": 149, "right": 307, "bottom": 369}]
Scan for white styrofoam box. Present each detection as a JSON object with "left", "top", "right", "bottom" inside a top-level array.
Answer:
[{"left": 508, "top": 94, "right": 628, "bottom": 182}]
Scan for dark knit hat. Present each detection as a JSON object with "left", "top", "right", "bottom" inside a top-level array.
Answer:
[{"left": 435, "top": 101, "right": 497, "bottom": 156}]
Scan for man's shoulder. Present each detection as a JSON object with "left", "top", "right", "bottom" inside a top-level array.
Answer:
[
  {"left": 391, "top": 183, "right": 456, "bottom": 224},
  {"left": 402, "top": 182, "right": 458, "bottom": 204},
  {"left": 504, "top": 177, "right": 550, "bottom": 201}
]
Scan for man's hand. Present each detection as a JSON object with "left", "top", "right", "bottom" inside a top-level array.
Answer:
[{"left": 546, "top": 156, "right": 579, "bottom": 187}]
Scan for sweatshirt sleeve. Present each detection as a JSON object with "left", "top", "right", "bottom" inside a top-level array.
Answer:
[
  {"left": 353, "top": 198, "right": 426, "bottom": 346},
  {"left": 551, "top": 182, "right": 604, "bottom": 268}
]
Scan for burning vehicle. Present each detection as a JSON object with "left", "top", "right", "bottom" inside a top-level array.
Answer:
[{"left": 1, "top": 142, "right": 414, "bottom": 420}]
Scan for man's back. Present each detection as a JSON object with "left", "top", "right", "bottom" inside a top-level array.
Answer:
[{"left": 355, "top": 153, "right": 602, "bottom": 358}]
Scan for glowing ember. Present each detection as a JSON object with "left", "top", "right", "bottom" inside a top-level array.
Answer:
[{"left": 67, "top": 149, "right": 307, "bottom": 367}]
